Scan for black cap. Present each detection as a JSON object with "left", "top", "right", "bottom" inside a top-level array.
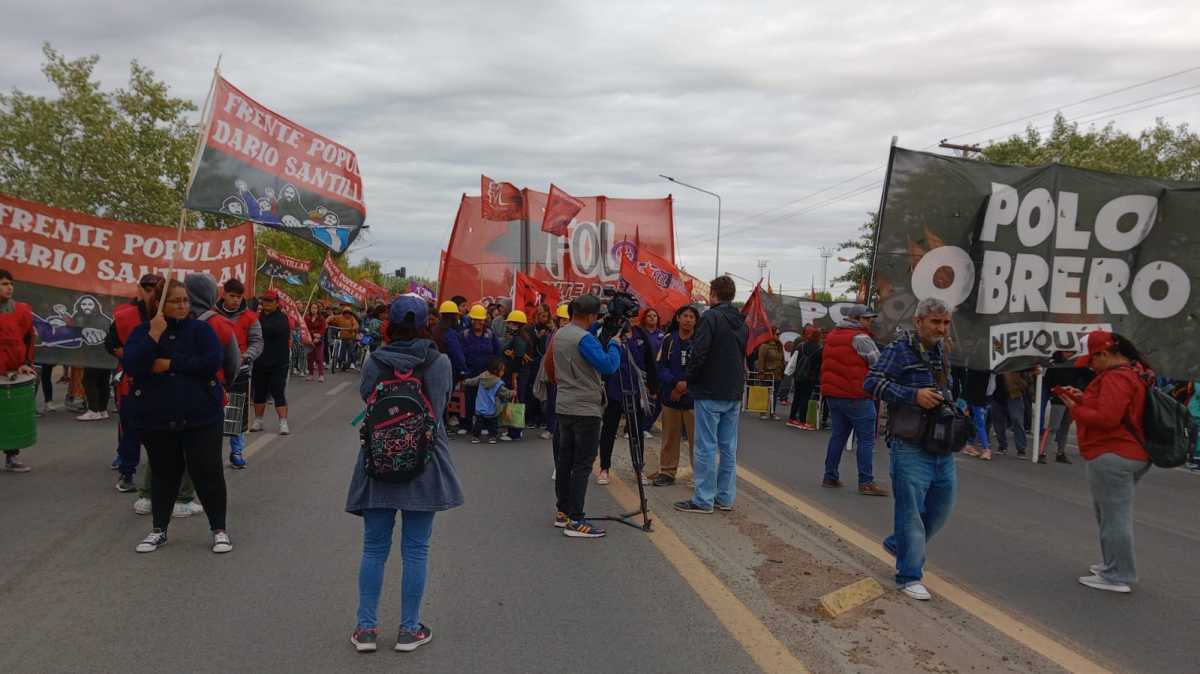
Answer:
[{"left": 569, "top": 294, "right": 601, "bottom": 318}]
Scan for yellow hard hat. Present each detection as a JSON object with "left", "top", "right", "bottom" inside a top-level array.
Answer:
[
  {"left": 438, "top": 301, "right": 459, "bottom": 315},
  {"left": 468, "top": 304, "right": 487, "bottom": 320},
  {"left": 506, "top": 310, "right": 528, "bottom": 324},
  {"left": 556, "top": 304, "right": 570, "bottom": 319}
]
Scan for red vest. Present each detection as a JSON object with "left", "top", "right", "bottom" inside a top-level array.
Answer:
[
  {"left": 820, "top": 327, "right": 871, "bottom": 399},
  {"left": 0, "top": 302, "right": 34, "bottom": 373},
  {"left": 229, "top": 310, "right": 259, "bottom": 353}
]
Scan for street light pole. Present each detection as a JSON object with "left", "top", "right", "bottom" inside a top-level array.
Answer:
[{"left": 659, "top": 174, "right": 721, "bottom": 278}]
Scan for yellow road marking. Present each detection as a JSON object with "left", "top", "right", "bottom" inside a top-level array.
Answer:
[
  {"left": 605, "top": 476, "right": 811, "bottom": 674},
  {"left": 737, "top": 465, "right": 1113, "bottom": 674}
]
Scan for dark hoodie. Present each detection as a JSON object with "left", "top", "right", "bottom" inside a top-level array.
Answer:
[
  {"left": 345, "top": 338, "right": 465, "bottom": 514},
  {"left": 685, "top": 302, "right": 748, "bottom": 401},
  {"left": 185, "top": 273, "right": 240, "bottom": 383}
]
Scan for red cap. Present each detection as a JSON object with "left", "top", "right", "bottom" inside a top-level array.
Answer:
[
  {"left": 260, "top": 289, "right": 280, "bottom": 301},
  {"left": 1074, "top": 331, "right": 1115, "bottom": 368}
]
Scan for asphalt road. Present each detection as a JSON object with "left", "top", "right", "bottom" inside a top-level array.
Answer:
[
  {"left": 735, "top": 413, "right": 1199, "bottom": 674},
  {"left": 0, "top": 375, "right": 759, "bottom": 674}
]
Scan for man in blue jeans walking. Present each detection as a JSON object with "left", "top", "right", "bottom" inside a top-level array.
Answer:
[
  {"left": 865, "top": 297, "right": 957, "bottom": 601},
  {"left": 819, "top": 304, "right": 889, "bottom": 496},
  {"left": 674, "top": 276, "right": 748, "bottom": 514}
]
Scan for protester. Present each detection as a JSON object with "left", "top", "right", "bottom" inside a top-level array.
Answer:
[
  {"left": 1042, "top": 353, "right": 1093, "bottom": 465},
  {"left": 329, "top": 306, "right": 361, "bottom": 372},
  {"left": 36, "top": 361, "right": 56, "bottom": 415},
  {"left": 552, "top": 294, "right": 620, "bottom": 537},
  {"left": 463, "top": 357, "right": 514, "bottom": 444},
  {"left": 346, "top": 294, "right": 463, "bottom": 653},
  {"left": 460, "top": 304, "right": 500, "bottom": 437},
  {"left": 123, "top": 279, "right": 231, "bottom": 554},
  {"left": 819, "top": 305, "right": 889, "bottom": 496},
  {"left": 489, "top": 303, "right": 509, "bottom": 341},
  {"left": 755, "top": 337, "right": 786, "bottom": 420},
  {"left": 1060, "top": 331, "right": 1153, "bottom": 594},
  {"left": 0, "top": 268, "right": 36, "bottom": 473},
  {"left": 785, "top": 326, "right": 822, "bottom": 430},
  {"left": 432, "top": 301, "right": 467, "bottom": 382},
  {"left": 451, "top": 295, "right": 470, "bottom": 330},
  {"left": 554, "top": 303, "right": 569, "bottom": 330},
  {"left": 960, "top": 369, "right": 995, "bottom": 461},
  {"left": 866, "top": 297, "right": 957, "bottom": 601},
  {"left": 305, "top": 303, "right": 327, "bottom": 382},
  {"left": 216, "top": 279, "right": 263, "bottom": 469},
  {"left": 634, "top": 308, "right": 666, "bottom": 433},
  {"left": 105, "top": 273, "right": 162, "bottom": 489},
  {"left": 251, "top": 289, "right": 291, "bottom": 435},
  {"left": 674, "top": 276, "right": 747, "bottom": 514},
  {"left": 597, "top": 319, "right": 658, "bottom": 485},
  {"left": 648, "top": 305, "right": 699, "bottom": 487},
  {"left": 502, "top": 310, "right": 536, "bottom": 441},
  {"left": 78, "top": 363, "right": 112, "bottom": 421},
  {"left": 363, "top": 305, "right": 385, "bottom": 354},
  {"left": 991, "top": 370, "right": 1033, "bottom": 456}
]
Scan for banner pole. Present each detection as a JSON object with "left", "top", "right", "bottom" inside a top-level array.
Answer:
[
  {"left": 865, "top": 136, "right": 898, "bottom": 309},
  {"left": 302, "top": 283, "right": 320, "bottom": 316},
  {"left": 1031, "top": 368, "right": 1045, "bottom": 464}
]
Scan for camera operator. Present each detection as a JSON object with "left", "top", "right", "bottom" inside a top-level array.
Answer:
[
  {"left": 865, "top": 297, "right": 965, "bottom": 602},
  {"left": 552, "top": 294, "right": 620, "bottom": 539}
]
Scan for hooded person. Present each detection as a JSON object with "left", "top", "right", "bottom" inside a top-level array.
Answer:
[{"left": 185, "top": 273, "right": 240, "bottom": 384}]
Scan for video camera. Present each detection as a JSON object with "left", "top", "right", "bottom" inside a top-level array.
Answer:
[{"left": 598, "top": 288, "right": 640, "bottom": 345}]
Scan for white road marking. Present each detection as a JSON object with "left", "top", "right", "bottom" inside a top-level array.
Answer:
[{"left": 326, "top": 381, "right": 351, "bottom": 397}]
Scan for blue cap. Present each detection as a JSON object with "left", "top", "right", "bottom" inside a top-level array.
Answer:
[{"left": 389, "top": 294, "right": 428, "bottom": 326}]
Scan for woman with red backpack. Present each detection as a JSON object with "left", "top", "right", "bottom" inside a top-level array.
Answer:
[
  {"left": 1057, "top": 331, "right": 1152, "bottom": 594},
  {"left": 345, "top": 295, "right": 464, "bottom": 653}
]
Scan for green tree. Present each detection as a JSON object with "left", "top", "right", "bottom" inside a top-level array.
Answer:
[
  {"left": 832, "top": 211, "right": 877, "bottom": 291},
  {"left": 982, "top": 114, "right": 1200, "bottom": 181},
  {"left": 0, "top": 44, "right": 219, "bottom": 227}
]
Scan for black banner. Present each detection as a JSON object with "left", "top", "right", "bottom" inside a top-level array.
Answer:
[
  {"left": 760, "top": 293, "right": 852, "bottom": 343},
  {"left": 873, "top": 147, "right": 1200, "bottom": 377}
]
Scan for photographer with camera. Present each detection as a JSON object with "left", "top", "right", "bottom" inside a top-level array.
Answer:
[
  {"left": 552, "top": 294, "right": 621, "bottom": 538},
  {"left": 866, "top": 298, "right": 966, "bottom": 602}
]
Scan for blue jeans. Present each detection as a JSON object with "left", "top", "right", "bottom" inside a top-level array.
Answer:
[
  {"left": 969, "top": 405, "right": 989, "bottom": 450},
  {"left": 823, "top": 397, "right": 877, "bottom": 485},
  {"left": 691, "top": 398, "right": 741, "bottom": 509},
  {"left": 356, "top": 509, "right": 436, "bottom": 631},
  {"left": 116, "top": 402, "right": 141, "bottom": 477},
  {"left": 883, "top": 439, "right": 957, "bottom": 587}
]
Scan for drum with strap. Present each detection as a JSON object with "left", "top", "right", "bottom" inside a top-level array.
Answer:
[{"left": 0, "top": 372, "right": 38, "bottom": 451}]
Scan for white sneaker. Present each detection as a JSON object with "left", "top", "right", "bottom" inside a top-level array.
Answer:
[
  {"left": 318, "top": 376, "right": 325, "bottom": 383},
  {"left": 279, "top": 420, "right": 290, "bottom": 435},
  {"left": 136, "top": 530, "right": 167, "bottom": 553},
  {"left": 97, "top": 411, "right": 109, "bottom": 420},
  {"left": 1078, "top": 575, "right": 1131, "bottom": 593},
  {"left": 901, "top": 583, "right": 932, "bottom": 601},
  {"left": 597, "top": 470, "right": 610, "bottom": 485},
  {"left": 133, "top": 497, "right": 152, "bottom": 515},
  {"left": 250, "top": 419, "right": 263, "bottom": 432},
  {"left": 540, "top": 431, "right": 552, "bottom": 440},
  {"left": 212, "top": 531, "right": 233, "bottom": 554},
  {"left": 349, "top": 364, "right": 357, "bottom": 371},
  {"left": 76, "top": 410, "right": 101, "bottom": 421},
  {"left": 499, "top": 435, "right": 512, "bottom": 442},
  {"left": 45, "top": 401, "right": 58, "bottom": 412},
  {"left": 173, "top": 501, "right": 204, "bottom": 518},
  {"left": 643, "top": 430, "right": 652, "bottom": 439},
  {"left": 456, "top": 429, "right": 468, "bottom": 436},
  {"left": 551, "top": 469, "right": 557, "bottom": 481}
]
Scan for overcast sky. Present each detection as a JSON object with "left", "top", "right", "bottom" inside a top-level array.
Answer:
[{"left": 3, "top": 1, "right": 1199, "bottom": 298}]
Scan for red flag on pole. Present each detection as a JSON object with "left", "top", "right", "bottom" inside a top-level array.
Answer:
[
  {"left": 542, "top": 183, "right": 584, "bottom": 236},
  {"left": 742, "top": 282, "right": 775, "bottom": 356},
  {"left": 620, "top": 255, "right": 668, "bottom": 313},
  {"left": 513, "top": 272, "right": 562, "bottom": 314},
  {"left": 481, "top": 175, "right": 523, "bottom": 220},
  {"left": 634, "top": 246, "right": 690, "bottom": 316}
]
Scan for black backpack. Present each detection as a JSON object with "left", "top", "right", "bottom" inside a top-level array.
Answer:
[
  {"left": 1125, "top": 370, "right": 1198, "bottom": 469},
  {"left": 360, "top": 362, "right": 437, "bottom": 482}
]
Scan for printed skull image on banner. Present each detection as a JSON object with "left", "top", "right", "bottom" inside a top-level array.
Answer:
[{"left": 185, "top": 76, "right": 366, "bottom": 255}]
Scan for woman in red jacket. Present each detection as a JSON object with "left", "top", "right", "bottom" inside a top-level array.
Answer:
[
  {"left": 305, "top": 303, "right": 327, "bottom": 382},
  {"left": 1058, "top": 331, "right": 1151, "bottom": 594}
]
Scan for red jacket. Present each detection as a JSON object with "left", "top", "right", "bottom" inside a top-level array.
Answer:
[
  {"left": 1070, "top": 363, "right": 1150, "bottom": 463},
  {"left": 306, "top": 314, "right": 326, "bottom": 342},
  {"left": 203, "top": 313, "right": 236, "bottom": 385},
  {"left": 230, "top": 310, "right": 259, "bottom": 353},
  {"left": 0, "top": 301, "right": 34, "bottom": 373},
  {"left": 113, "top": 303, "right": 144, "bottom": 397},
  {"left": 820, "top": 326, "right": 871, "bottom": 399}
]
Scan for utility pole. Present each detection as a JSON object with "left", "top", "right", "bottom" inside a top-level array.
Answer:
[
  {"left": 756, "top": 259, "right": 768, "bottom": 282},
  {"left": 938, "top": 139, "right": 982, "bottom": 158},
  {"left": 818, "top": 246, "right": 833, "bottom": 295}
]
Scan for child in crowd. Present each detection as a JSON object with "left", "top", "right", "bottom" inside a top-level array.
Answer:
[{"left": 463, "top": 357, "right": 514, "bottom": 444}]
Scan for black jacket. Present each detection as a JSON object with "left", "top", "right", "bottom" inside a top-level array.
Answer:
[
  {"left": 685, "top": 303, "right": 748, "bottom": 401},
  {"left": 121, "top": 317, "right": 224, "bottom": 432},
  {"left": 255, "top": 309, "right": 292, "bottom": 370}
]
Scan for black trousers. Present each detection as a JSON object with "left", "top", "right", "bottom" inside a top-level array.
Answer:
[
  {"left": 251, "top": 366, "right": 288, "bottom": 406},
  {"left": 554, "top": 414, "right": 601, "bottom": 520},
  {"left": 789, "top": 378, "right": 815, "bottom": 421},
  {"left": 83, "top": 368, "right": 111, "bottom": 412},
  {"left": 142, "top": 424, "right": 227, "bottom": 531},
  {"left": 598, "top": 397, "right": 646, "bottom": 471}
]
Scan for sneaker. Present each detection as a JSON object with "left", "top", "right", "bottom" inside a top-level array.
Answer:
[
  {"left": 1056, "top": 453, "right": 1073, "bottom": 464},
  {"left": 133, "top": 497, "right": 152, "bottom": 515},
  {"left": 1037, "top": 454, "right": 1048, "bottom": 465},
  {"left": 229, "top": 452, "right": 247, "bottom": 469},
  {"left": 800, "top": 423, "right": 816, "bottom": 431},
  {"left": 786, "top": 419, "right": 804, "bottom": 429},
  {"left": 858, "top": 483, "right": 890, "bottom": 497},
  {"left": 540, "top": 431, "right": 552, "bottom": 440},
  {"left": 76, "top": 410, "right": 102, "bottom": 421},
  {"left": 673, "top": 500, "right": 714, "bottom": 514},
  {"left": 279, "top": 420, "right": 290, "bottom": 435},
  {"left": 349, "top": 364, "right": 358, "bottom": 372},
  {"left": 715, "top": 502, "right": 734, "bottom": 512},
  {"left": 45, "top": 401, "right": 58, "bottom": 412},
  {"left": 821, "top": 479, "right": 843, "bottom": 488},
  {"left": 318, "top": 376, "right": 325, "bottom": 383},
  {"left": 212, "top": 531, "right": 233, "bottom": 553},
  {"left": 499, "top": 435, "right": 512, "bottom": 442},
  {"left": 457, "top": 429, "right": 469, "bottom": 436},
  {"left": 643, "top": 430, "right": 653, "bottom": 439},
  {"left": 651, "top": 474, "right": 675, "bottom": 487},
  {"left": 173, "top": 501, "right": 204, "bottom": 518},
  {"left": 759, "top": 413, "right": 768, "bottom": 420},
  {"left": 394, "top": 623, "right": 432, "bottom": 652},
  {"left": 116, "top": 475, "right": 136, "bottom": 493},
  {"left": 901, "top": 583, "right": 932, "bottom": 601},
  {"left": 1016, "top": 450, "right": 1027, "bottom": 458},
  {"left": 350, "top": 627, "right": 378, "bottom": 653},
  {"left": 98, "top": 411, "right": 109, "bottom": 420},
  {"left": 1078, "top": 574, "right": 1131, "bottom": 593},
  {"left": 488, "top": 438, "right": 497, "bottom": 444},
  {"left": 962, "top": 445, "right": 981, "bottom": 458},
  {"left": 135, "top": 529, "right": 168, "bottom": 553},
  {"left": 979, "top": 449, "right": 993, "bottom": 461},
  {"left": 597, "top": 470, "right": 610, "bottom": 485},
  {"left": 1088, "top": 563, "right": 1107, "bottom": 576},
  {"left": 110, "top": 455, "right": 121, "bottom": 470},
  {"left": 3, "top": 458, "right": 31, "bottom": 473},
  {"left": 305, "top": 375, "right": 312, "bottom": 382},
  {"left": 554, "top": 511, "right": 569, "bottom": 528},
  {"left": 563, "top": 519, "right": 606, "bottom": 538},
  {"left": 250, "top": 419, "right": 263, "bottom": 432}
]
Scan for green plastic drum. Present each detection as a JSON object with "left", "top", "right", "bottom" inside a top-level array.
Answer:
[{"left": 0, "top": 374, "right": 37, "bottom": 451}]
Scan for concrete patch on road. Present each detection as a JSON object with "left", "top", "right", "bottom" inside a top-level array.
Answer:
[{"left": 819, "top": 577, "right": 885, "bottom": 618}]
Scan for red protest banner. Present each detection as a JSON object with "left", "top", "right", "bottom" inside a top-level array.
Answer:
[
  {"left": 185, "top": 75, "right": 366, "bottom": 254},
  {"left": 742, "top": 282, "right": 775, "bottom": 356},
  {"left": 541, "top": 184, "right": 584, "bottom": 236},
  {"left": 258, "top": 244, "right": 312, "bottom": 285},
  {"left": 358, "top": 278, "right": 389, "bottom": 299},
  {"left": 514, "top": 272, "right": 562, "bottom": 314},
  {"left": 481, "top": 175, "right": 524, "bottom": 221},
  {"left": 0, "top": 191, "right": 254, "bottom": 367},
  {"left": 318, "top": 253, "right": 369, "bottom": 305},
  {"left": 275, "top": 287, "right": 312, "bottom": 346}
]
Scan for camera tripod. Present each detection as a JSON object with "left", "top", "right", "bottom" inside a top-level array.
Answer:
[{"left": 594, "top": 330, "right": 653, "bottom": 532}]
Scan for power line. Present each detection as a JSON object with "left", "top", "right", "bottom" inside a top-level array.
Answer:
[{"left": 1035, "top": 87, "right": 1200, "bottom": 132}]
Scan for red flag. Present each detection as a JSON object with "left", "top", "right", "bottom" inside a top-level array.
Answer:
[
  {"left": 513, "top": 272, "right": 562, "bottom": 314},
  {"left": 620, "top": 255, "right": 668, "bottom": 314},
  {"left": 635, "top": 247, "right": 690, "bottom": 316},
  {"left": 742, "top": 282, "right": 775, "bottom": 356},
  {"left": 542, "top": 183, "right": 584, "bottom": 236},
  {"left": 481, "top": 175, "right": 523, "bottom": 220}
]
